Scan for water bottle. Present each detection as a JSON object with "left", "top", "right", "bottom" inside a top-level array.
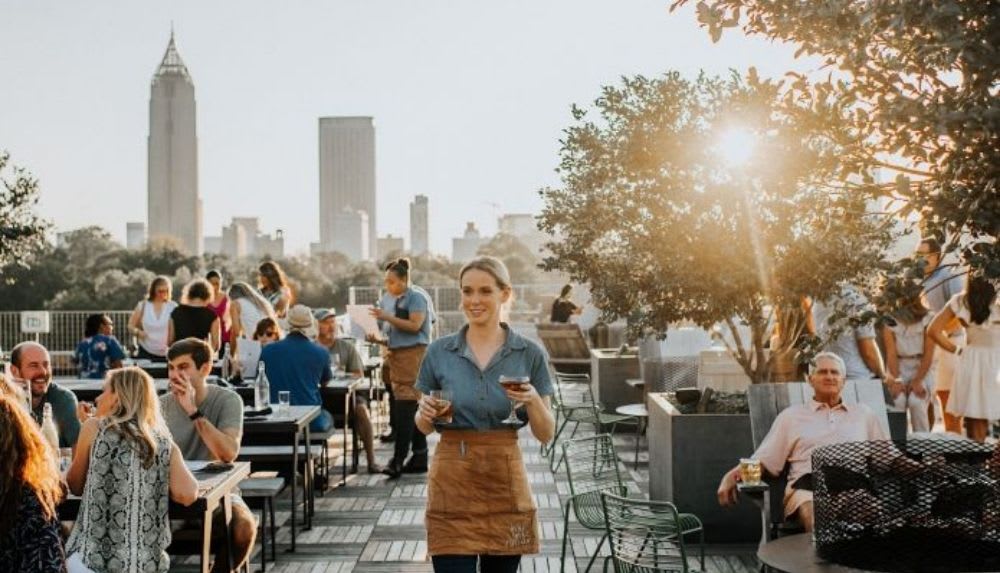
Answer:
[
  {"left": 332, "top": 353, "right": 342, "bottom": 377},
  {"left": 41, "top": 403, "right": 60, "bottom": 452},
  {"left": 255, "top": 362, "right": 271, "bottom": 411},
  {"left": 221, "top": 342, "right": 230, "bottom": 380}
]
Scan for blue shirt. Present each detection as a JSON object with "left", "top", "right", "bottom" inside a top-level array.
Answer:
[
  {"left": 383, "top": 287, "right": 432, "bottom": 349},
  {"left": 260, "top": 332, "right": 332, "bottom": 407},
  {"left": 923, "top": 263, "right": 966, "bottom": 313},
  {"left": 74, "top": 334, "right": 126, "bottom": 379},
  {"left": 415, "top": 324, "right": 554, "bottom": 430},
  {"left": 812, "top": 285, "right": 877, "bottom": 380}
]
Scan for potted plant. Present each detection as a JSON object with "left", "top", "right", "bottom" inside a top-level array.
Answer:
[{"left": 538, "top": 70, "right": 892, "bottom": 542}]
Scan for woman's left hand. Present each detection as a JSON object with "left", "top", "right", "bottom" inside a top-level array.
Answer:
[{"left": 504, "top": 382, "right": 540, "bottom": 408}]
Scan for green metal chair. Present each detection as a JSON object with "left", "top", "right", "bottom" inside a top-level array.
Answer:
[
  {"left": 548, "top": 372, "right": 637, "bottom": 473},
  {"left": 542, "top": 371, "right": 595, "bottom": 461},
  {"left": 600, "top": 492, "right": 694, "bottom": 573},
  {"left": 559, "top": 435, "right": 703, "bottom": 573}
]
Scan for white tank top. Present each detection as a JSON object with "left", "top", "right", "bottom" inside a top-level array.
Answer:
[
  {"left": 140, "top": 300, "right": 177, "bottom": 356},
  {"left": 237, "top": 298, "right": 266, "bottom": 337}
]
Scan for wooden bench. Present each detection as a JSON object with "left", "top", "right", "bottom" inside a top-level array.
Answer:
[
  {"left": 740, "top": 379, "right": 898, "bottom": 549},
  {"left": 239, "top": 477, "right": 286, "bottom": 572},
  {"left": 536, "top": 322, "right": 591, "bottom": 374}
]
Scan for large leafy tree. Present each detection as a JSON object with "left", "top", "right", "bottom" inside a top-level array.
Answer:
[
  {"left": 0, "top": 151, "right": 51, "bottom": 270},
  {"left": 539, "top": 71, "right": 893, "bottom": 383},
  {"left": 672, "top": 0, "right": 1000, "bottom": 276}
]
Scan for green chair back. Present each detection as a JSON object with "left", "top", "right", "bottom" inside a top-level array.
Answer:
[
  {"left": 600, "top": 492, "right": 690, "bottom": 573},
  {"left": 562, "top": 434, "right": 627, "bottom": 529}
]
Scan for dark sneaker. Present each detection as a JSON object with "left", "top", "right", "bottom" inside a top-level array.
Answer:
[{"left": 401, "top": 452, "right": 428, "bottom": 474}]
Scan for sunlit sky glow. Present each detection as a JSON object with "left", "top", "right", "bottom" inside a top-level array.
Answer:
[{"left": 0, "top": 0, "right": 819, "bottom": 256}]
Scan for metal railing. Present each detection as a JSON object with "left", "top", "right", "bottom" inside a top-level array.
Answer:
[{"left": 1, "top": 311, "right": 134, "bottom": 353}]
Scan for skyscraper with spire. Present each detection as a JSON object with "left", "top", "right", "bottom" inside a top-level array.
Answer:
[{"left": 147, "top": 30, "right": 202, "bottom": 255}]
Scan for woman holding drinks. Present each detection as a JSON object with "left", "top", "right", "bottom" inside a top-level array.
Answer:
[{"left": 415, "top": 256, "right": 555, "bottom": 573}]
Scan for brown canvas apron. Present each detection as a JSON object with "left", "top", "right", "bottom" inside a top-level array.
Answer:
[
  {"left": 386, "top": 344, "right": 426, "bottom": 401},
  {"left": 426, "top": 429, "right": 539, "bottom": 556}
]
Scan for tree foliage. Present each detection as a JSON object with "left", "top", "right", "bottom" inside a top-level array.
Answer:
[
  {"left": 539, "top": 71, "right": 894, "bottom": 383},
  {"left": 672, "top": 0, "right": 1000, "bottom": 277},
  {"left": 0, "top": 151, "right": 51, "bottom": 270}
]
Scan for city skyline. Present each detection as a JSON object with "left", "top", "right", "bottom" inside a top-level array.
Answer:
[{"left": 0, "top": 1, "right": 817, "bottom": 256}]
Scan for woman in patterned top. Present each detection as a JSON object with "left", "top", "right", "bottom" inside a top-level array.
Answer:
[
  {"left": 65, "top": 367, "right": 197, "bottom": 573},
  {"left": 0, "top": 390, "right": 66, "bottom": 573}
]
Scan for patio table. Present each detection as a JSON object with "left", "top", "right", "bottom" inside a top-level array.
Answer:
[
  {"left": 239, "top": 405, "right": 319, "bottom": 552},
  {"left": 758, "top": 533, "right": 871, "bottom": 573}
]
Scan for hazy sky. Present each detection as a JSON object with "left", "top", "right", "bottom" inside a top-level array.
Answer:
[{"left": 1, "top": 1, "right": 817, "bottom": 256}]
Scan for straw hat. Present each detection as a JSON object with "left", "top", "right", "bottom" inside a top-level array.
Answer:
[{"left": 286, "top": 304, "right": 317, "bottom": 338}]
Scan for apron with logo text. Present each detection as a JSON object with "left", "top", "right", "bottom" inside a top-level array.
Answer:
[{"left": 425, "top": 429, "right": 539, "bottom": 555}]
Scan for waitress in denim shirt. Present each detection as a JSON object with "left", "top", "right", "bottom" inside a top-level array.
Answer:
[{"left": 415, "top": 256, "right": 555, "bottom": 573}]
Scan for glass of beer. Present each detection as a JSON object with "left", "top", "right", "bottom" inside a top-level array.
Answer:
[
  {"left": 739, "top": 458, "right": 762, "bottom": 485},
  {"left": 498, "top": 375, "right": 530, "bottom": 425},
  {"left": 430, "top": 390, "right": 453, "bottom": 424}
]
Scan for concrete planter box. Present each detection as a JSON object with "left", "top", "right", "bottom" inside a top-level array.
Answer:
[
  {"left": 647, "top": 392, "right": 760, "bottom": 544},
  {"left": 590, "top": 348, "right": 642, "bottom": 413}
]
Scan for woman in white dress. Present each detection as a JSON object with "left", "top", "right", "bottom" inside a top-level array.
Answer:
[
  {"left": 928, "top": 275, "right": 1000, "bottom": 442},
  {"left": 882, "top": 295, "right": 936, "bottom": 432},
  {"left": 128, "top": 276, "right": 178, "bottom": 362}
]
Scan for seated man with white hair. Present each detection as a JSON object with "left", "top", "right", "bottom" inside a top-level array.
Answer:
[{"left": 716, "top": 351, "right": 888, "bottom": 531}]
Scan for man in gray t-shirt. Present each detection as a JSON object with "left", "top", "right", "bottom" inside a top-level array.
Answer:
[
  {"left": 315, "top": 308, "right": 382, "bottom": 473},
  {"left": 811, "top": 285, "right": 885, "bottom": 382},
  {"left": 163, "top": 338, "right": 255, "bottom": 573}
]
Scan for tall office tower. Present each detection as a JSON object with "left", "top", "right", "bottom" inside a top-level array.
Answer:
[
  {"left": 409, "top": 194, "right": 429, "bottom": 256},
  {"left": 147, "top": 31, "right": 202, "bottom": 255},
  {"left": 318, "top": 117, "right": 376, "bottom": 259}
]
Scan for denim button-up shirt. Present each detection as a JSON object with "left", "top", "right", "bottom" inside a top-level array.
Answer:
[{"left": 415, "top": 323, "right": 554, "bottom": 430}]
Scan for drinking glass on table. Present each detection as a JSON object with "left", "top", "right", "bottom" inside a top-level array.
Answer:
[
  {"left": 429, "top": 390, "right": 453, "bottom": 424},
  {"left": 59, "top": 448, "right": 73, "bottom": 475},
  {"left": 277, "top": 391, "right": 291, "bottom": 415},
  {"left": 498, "top": 375, "right": 530, "bottom": 425}
]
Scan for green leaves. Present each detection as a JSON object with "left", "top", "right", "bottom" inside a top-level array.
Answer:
[
  {"left": 673, "top": 0, "right": 1000, "bottom": 278},
  {"left": 539, "top": 70, "right": 893, "bottom": 383},
  {"left": 0, "top": 150, "right": 51, "bottom": 270}
]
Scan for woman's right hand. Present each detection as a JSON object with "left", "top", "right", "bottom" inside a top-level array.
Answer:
[
  {"left": 416, "top": 394, "right": 438, "bottom": 425},
  {"left": 135, "top": 329, "right": 148, "bottom": 341}
]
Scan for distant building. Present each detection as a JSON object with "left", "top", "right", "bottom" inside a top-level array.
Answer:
[
  {"left": 452, "top": 222, "right": 487, "bottom": 263},
  {"left": 378, "top": 234, "right": 405, "bottom": 259},
  {"left": 497, "top": 213, "right": 547, "bottom": 256},
  {"left": 203, "top": 217, "right": 284, "bottom": 259},
  {"left": 126, "top": 222, "right": 147, "bottom": 250},
  {"left": 409, "top": 194, "right": 429, "bottom": 256},
  {"left": 331, "top": 208, "right": 370, "bottom": 261},
  {"left": 203, "top": 236, "right": 222, "bottom": 254},
  {"left": 318, "top": 117, "right": 376, "bottom": 260},
  {"left": 147, "top": 31, "right": 202, "bottom": 255}
]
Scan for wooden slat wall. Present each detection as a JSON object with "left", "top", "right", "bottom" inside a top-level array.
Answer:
[{"left": 536, "top": 323, "right": 591, "bottom": 360}]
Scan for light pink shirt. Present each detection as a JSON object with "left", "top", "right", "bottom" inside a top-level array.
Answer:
[{"left": 753, "top": 399, "right": 888, "bottom": 484}]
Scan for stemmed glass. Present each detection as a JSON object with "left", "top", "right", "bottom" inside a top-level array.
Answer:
[{"left": 498, "top": 375, "right": 530, "bottom": 425}]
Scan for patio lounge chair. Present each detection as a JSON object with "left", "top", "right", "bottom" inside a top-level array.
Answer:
[{"left": 740, "top": 379, "right": 893, "bottom": 549}]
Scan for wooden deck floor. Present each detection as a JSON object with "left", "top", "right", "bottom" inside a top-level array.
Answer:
[{"left": 172, "top": 424, "right": 758, "bottom": 572}]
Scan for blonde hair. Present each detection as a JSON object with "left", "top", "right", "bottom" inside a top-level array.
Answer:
[
  {"left": 104, "top": 367, "right": 167, "bottom": 468},
  {"left": 459, "top": 256, "right": 512, "bottom": 290}
]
